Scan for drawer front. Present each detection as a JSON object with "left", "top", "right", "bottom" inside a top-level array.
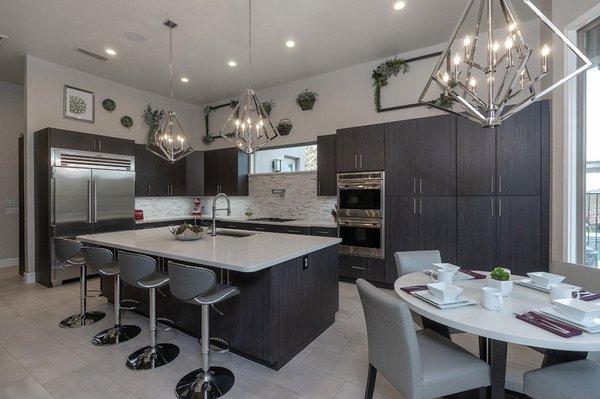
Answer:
[
  {"left": 278, "top": 226, "right": 312, "bottom": 235},
  {"left": 340, "top": 254, "right": 385, "bottom": 283},
  {"left": 311, "top": 227, "right": 338, "bottom": 237}
]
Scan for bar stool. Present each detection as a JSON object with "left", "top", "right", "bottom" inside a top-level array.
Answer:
[
  {"left": 80, "top": 247, "right": 142, "bottom": 346},
  {"left": 53, "top": 238, "right": 105, "bottom": 328},
  {"left": 118, "top": 251, "right": 179, "bottom": 370},
  {"left": 168, "top": 261, "right": 240, "bottom": 399}
]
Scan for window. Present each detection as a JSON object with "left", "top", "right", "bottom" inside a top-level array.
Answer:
[
  {"left": 579, "top": 18, "right": 600, "bottom": 266},
  {"left": 251, "top": 143, "right": 317, "bottom": 174}
]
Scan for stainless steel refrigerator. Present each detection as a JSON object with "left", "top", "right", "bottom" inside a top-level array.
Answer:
[{"left": 51, "top": 148, "right": 135, "bottom": 284}]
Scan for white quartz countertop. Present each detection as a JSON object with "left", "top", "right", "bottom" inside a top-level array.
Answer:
[
  {"left": 135, "top": 215, "right": 337, "bottom": 228},
  {"left": 77, "top": 227, "right": 341, "bottom": 273}
]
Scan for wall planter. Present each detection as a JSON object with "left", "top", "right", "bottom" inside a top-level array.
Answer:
[
  {"left": 262, "top": 100, "right": 275, "bottom": 116},
  {"left": 102, "top": 98, "right": 116, "bottom": 113},
  {"left": 295, "top": 89, "right": 318, "bottom": 111},
  {"left": 276, "top": 118, "right": 293, "bottom": 136},
  {"left": 120, "top": 115, "right": 133, "bottom": 129}
]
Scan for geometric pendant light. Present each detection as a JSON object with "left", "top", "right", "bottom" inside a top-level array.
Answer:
[
  {"left": 219, "top": 0, "right": 279, "bottom": 154},
  {"left": 146, "top": 20, "right": 193, "bottom": 163},
  {"left": 419, "top": 0, "right": 592, "bottom": 127}
]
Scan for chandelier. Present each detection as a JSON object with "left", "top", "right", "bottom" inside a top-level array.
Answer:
[
  {"left": 419, "top": 0, "right": 591, "bottom": 127},
  {"left": 147, "top": 20, "right": 193, "bottom": 163},
  {"left": 219, "top": 0, "right": 278, "bottom": 154}
]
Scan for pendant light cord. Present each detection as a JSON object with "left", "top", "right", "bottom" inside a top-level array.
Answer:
[
  {"left": 248, "top": 0, "right": 253, "bottom": 90},
  {"left": 169, "top": 25, "right": 173, "bottom": 112}
]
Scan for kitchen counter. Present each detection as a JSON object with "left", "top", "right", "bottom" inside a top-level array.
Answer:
[
  {"left": 134, "top": 215, "right": 337, "bottom": 228},
  {"left": 78, "top": 227, "right": 340, "bottom": 272}
]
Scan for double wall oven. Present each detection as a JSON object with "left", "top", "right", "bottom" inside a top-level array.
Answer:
[{"left": 337, "top": 172, "right": 384, "bottom": 259}]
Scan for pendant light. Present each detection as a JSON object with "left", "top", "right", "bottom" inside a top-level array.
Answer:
[
  {"left": 219, "top": 0, "right": 278, "bottom": 153},
  {"left": 147, "top": 20, "right": 193, "bottom": 163},
  {"left": 418, "top": 0, "right": 591, "bottom": 127}
]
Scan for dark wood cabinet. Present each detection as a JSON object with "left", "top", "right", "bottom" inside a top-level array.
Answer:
[
  {"left": 340, "top": 254, "right": 385, "bottom": 282},
  {"left": 135, "top": 144, "right": 187, "bottom": 197},
  {"left": 385, "top": 115, "right": 456, "bottom": 196},
  {"left": 336, "top": 124, "right": 384, "bottom": 172},
  {"left": 457, "top": 196, "right": 497, "bottom": 270},
  {"left": 384, "top": 196, "right": 418, "bottom": 283},
  {"left": 457, "top": 118, "right": 496, "bottom": 195},
  {"left": 94, "top": 135, "right": 135, "bottom": 156},
  {"left": 48, "top": 128, "right": 134, "bottom": 156},
  {"left": 317, "top": 135, "right": 337, "bottom": 196},
  {"left": 204, "top": 148, "right": 248, "bottom": 196},
  {"left": 496, "top": 102, "right": 542, "bottom": 196},
  {"left": 186, "top": 151, "right": 204, "bottom": 196},
  {"left": 310, "top": 227, "right": 338, "bottom": 237},
  {"left": 496, "top": 196, "right": 542, "bottom": 276}
]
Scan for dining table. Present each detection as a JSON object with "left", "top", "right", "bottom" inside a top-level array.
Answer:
[{"left": 394, "top": 271, "right": 600, "bottom": 399}]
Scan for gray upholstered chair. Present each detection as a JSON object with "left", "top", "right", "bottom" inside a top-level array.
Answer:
[
  {"left": 119, "top": 251, "right": 179, "bottom": 370},
  {"left": 53, "top": 238, "right": 105, "bottom": 328},
  {"left": 523, "top": 359, "right": 600, "bottom": 399},
  {"left": 356, "top": 279, "right": 490, "bottom": 399},
  {"left": 81, "top": 247, "right": 141, "bottom": 346},
  {"left": 394, "top": 250, "right": 441, "bottom": 278},
  {"left": 168, "top": 261, "right": 240, "bottom": 399}
]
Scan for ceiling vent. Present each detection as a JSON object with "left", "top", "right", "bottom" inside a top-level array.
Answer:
[
  {"left": 0, "top": 35, "right": 8, "bottom": 48},
  {"left": 76, "top": 47, "right": 108, "bottom": 61}
]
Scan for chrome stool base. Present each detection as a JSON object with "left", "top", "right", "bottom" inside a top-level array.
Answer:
[
  {"left": 175, "top": 367, "right": 235, "bottom": 399},
  {"left": 197, "top": 337, "right": 231, "bottom": 354},
  {"left": 126, "top": 343, "right": 180, "bottom": 371},
  {"left": 91, "top": 324, "right": 141, "bottom": 346},
  {"left": 59, "top": 311, "right": 105, "bottom": 328}
]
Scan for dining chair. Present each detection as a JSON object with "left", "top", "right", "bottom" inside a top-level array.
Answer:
[
  {"left": 394, "top": 250, "right": 441, "bottom": 277},
  {"left": 523, "top": 359, "right": 600, "bottom": 398},
  {"left": 356, "top": 279, "right": 490, "bottom": 399}
]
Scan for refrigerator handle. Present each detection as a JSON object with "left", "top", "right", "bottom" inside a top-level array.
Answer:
[
  {"left": 92, "top": 180, "right": 98, "bottom": 223},
  {"left": 50, "top": 177, "right": 56, "bottom": 226},
  {"left": 87, "top": 180, "right": 93, "bottom": 223}
]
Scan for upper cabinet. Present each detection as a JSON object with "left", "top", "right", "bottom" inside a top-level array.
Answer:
[
  {"left": 457, "top": 101, "right": 542, "bottom": 196},
  {"left": 186, "top": 151, "right": 204, "bottom": 196},
  {"left": 204, "top": 147, "right": 249, "bottom": 196},
  {"left": 134, "top": 144, "right": 187, "bottom": 197},
  {"left": 49, "top": 128, "right": 134, "bottom": 156},
  {"left": 336, "top": 124, "right": 384, "bottom": 172},
  {"left": 317, "top": 134, "right": 337, "bottom": 196},
  {"left": 385, "top": 114, "right": 456, "bottom": 196}
]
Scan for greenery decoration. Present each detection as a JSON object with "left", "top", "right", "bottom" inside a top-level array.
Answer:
[
  {"left": 431, "top": 93, "right": 456, "bottom": 110},
  {"left": 276, "top": 118, "right": 293, "bottom": 136},
  {"left": 120, "top": 115, "right": 133, "bottom": 129},
  {"left": 490, "top": 267, "right": 510, "bottom": 281},
  {"left": 69, "top": 96, "right": 87, "bottom": 115},
  {"left": 143, "top": 104, "right": 166, "bottom": 143},
  {"left": 296, "top": 90, "right": 318, "bottom": 111},
  {"left": 372, "top": 58, "right": 410, "bottom": 111},
  {"left": 262, "top": 99, "right": 275, "bottom": 116},
  {"left": 202, "top": 100, "right": 238, "bottom": 146},
  {"left": 102, "top": 98, "right": 116, "bottom": 113}
]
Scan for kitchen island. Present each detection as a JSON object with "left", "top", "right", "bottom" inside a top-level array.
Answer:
[{"left": 78, "top": 227, "right": 340, "bottom": 370}]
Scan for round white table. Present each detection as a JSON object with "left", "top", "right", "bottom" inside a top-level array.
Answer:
[{"left": 394, "top": 272, "right": 600, "bottom": 399}]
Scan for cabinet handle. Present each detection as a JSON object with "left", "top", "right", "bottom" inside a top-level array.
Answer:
[
  {"left": 254, "top": 227, "right": 266, "bottom": 231},
  {"left": 413, "top": 198, "right": 416, "bottom": 215},
  {"left": 413, "top": 177, "right": 416, "bottom": 194},
  {"left": 491, "top": 197, "right": 494, "bottom": 217},
  {"left": 351, "top": 266, "right": 367, "bottom": 271},
  {"left": 498, "top": 174, "right": 502, "bottom": 193},
  {"left": 354, "top": 154, "right": 358, "bottom": 170},
  {"left": 287, "top": 229, "right": 301, "bottom": 233},
  {"left": 147, "top": 185, "right": 151, "bottom": 196},
  {"left": 98, "top": 140, "right": 101, "bottom": 151},
  {"left": 93, "top": 140, "right": 96, "bottom": 151},
  {"left": 419, "top": 178, "right": 422, "bottom": 194},
  {"left": 419, "top": 198, "right": 422, "bottom": 215},
  {"left": 359, "top": 154, "right": 363, "bottom": 169},
  {"left": 87, "top": 180, "right": 93, "bottom": 223},
  {"left": 318, "top": 182, "right": 321, "bottom": 195},
  {"left": 315, "top": 230, "right": 330, "bottom": 235},
  {"left": 498, "top": 198, "right": 502, "bottom": 217},
  {"left": 491, "top": 175, "right": 495, "bottom": 194}
]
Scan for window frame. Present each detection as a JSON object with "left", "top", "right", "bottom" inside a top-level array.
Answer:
[{"left": 249, "top": 141, "right": 317, "bottom": 175}]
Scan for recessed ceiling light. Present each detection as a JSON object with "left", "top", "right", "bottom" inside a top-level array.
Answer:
[
  {"left": 105, "top": 48, "right": 117, "bottom": 56},
  {"left": 228, "top": 60, "right": 237, "bottom": 67},
  {"left": 285, "top": 40, "right": 295, "bottom": 48},
  {"left": 393, "top": 1, "right": 406, "bottom": 10},
  {"left": 124, "top": 31, "right": 147, "bottom": 43},
  {"left": 180, "top": 77, "right": 189, "bottom": 83}
]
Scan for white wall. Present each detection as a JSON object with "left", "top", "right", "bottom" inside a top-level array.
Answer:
[
  {"left": 0, "top": 81, "right": 24, "bottom": 265},
  {"left": 24, "top": 55, "right": 201, "bottom": 276}
]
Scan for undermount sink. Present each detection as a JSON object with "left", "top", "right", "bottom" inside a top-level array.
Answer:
[{"left": 215, "top": 230, "right": 256, "bottom": 238}]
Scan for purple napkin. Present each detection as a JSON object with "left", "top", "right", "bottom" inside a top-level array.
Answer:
[
  {"left": 459, "top": 269, "right": 486, "bottom": 280},
  {"left": 401, "top": 285, "right": 429, "bottom": 294},
  {"left": 579, "top": 291, "right": 600, "bottom": 302},
  {"left": 515, "top": 311, "right": 583, "bottom": 338}
]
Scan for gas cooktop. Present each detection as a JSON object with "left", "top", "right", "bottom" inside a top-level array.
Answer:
[{"left": 248, "top": 217, "right": 298, "bottom": 223}]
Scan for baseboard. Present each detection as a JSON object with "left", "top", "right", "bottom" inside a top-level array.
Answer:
[
  {"left": 22, "top": 272, "right": 35, "bottom": 284},
  {"left": 0, "top": 258, "right": 18, "bottom": 269}
]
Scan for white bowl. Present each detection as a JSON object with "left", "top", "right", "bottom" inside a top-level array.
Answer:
[
  {"left": 432, "top": 263, "right": 460, "bottom": 275},
  {"left": 427, "top": 282, "right": 463, "bottom": 302},
  {"left": 527, "top": 272, "right": 565, "bottom": 288},
  {"left": 486, "top": 277, "right": 513, "bottom": 297},
  {"left": 552, "top": 298, "right": 600, "bottom": 323}
]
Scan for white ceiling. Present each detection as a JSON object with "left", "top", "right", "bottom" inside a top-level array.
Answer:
[{"left": 0, "top": 0, "right": 544, "bottom": 105}]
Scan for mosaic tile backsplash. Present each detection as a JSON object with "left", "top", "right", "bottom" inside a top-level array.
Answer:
[{"left": 135, "top": 171, "right": 337, "bottom": 221}]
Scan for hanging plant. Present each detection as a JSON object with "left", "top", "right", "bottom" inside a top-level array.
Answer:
[
  {"left": 430, "top": 93, "right": 456, "bottom": 110},
  {"left": 295, "top": 90, "right": 318, "bottom": 111},
  {"left": 120, "top": 115, "right": 133, "bottom": 129},
  {"left": 372, "top": 58, "right": 410, "bottom": 111},
  {"left": 102, "top": 98, "right": 116, "bottom": 113},
  {"left": 261, "top": 99, "right": 275, "bottom": 116},
  {"left": 143, "top": 104, "right": 166, "bottom": 143},
  {"left": 276, "top": 118, "right": 293, "bottom": 136}
]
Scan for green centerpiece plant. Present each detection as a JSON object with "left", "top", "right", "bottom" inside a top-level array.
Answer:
[{"left": 487, "top": 266, "right": 513, "bottom": 297}]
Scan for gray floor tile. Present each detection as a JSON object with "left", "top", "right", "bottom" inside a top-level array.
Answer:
[
  {"left": 0, "top": 376, "right": 54, "bottom": 399},
  {"left": 17, "top": 343, "right": 89, "bottom": 384},
  {"left": 43, "top": 364, "right": 136, "bottom": 399}
]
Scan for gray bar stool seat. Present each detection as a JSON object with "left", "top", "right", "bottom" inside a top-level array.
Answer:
[
  {"left": 119, "top": 251, "right": 179, "bottom": 371},
  {"left": 168, "top": 261, "right": 240, "bottom": 399},
  {"left": 81, "top": 247, "right": 141, "bottom": 346},
  {"left": 523, "top": 359, "right": 600, "bottom": 399},
  {"left": 54, "top": 238, "right": 105, "bottom": 328}
]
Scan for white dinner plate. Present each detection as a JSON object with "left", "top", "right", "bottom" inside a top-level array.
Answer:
[
  {"left": 536, "top": 307, "right": 600, "bottom": 333},
  {"left": 515, "top": 279, "right": 581, "bottom": 293},
  {"left": 412, "top": 291, "right": 476, "bottom": 309}
]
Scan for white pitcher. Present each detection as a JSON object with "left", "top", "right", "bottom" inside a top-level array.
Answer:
[{"left": 482, "top": 287, "right": 503, "bottom": 311}]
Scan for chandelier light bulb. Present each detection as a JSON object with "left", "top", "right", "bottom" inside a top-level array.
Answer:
[
  {"left": 453, "top": 53, "right": 461, "bottom": 65},
  {"left": 463, "top": 36, "right": 471, "bottom": 47},
  {"left": 469, "top": 77, "right": 477, "bottom": 87},
  {"left": 504, "top": 37, "right": 514, "bottom": 50},
  {"left": 492, "top": 41, "right": 500, "bottom": 52},
  {"left": 508, "top": 23, "right": 516, "bottom": 32},
  {"left": 541, "top": 44, "right": 551, "bottom": 56},
  {"left": 442, "top": 72, "right": 450, "bottom": 83}
]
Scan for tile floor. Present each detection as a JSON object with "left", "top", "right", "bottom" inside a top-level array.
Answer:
[{"left": 0, "top": 266, "right": 547, "bottom": 399}]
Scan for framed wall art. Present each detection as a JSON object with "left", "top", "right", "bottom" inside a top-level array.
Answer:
[{"left": 63, "top": 85, "right": 95, "bottom": 122}]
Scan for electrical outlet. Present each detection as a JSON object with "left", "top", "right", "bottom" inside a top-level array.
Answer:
[
  {"left": 303, "top": 256, "right": 309, "bottom": 270},
  {"left": 5, "top": 199, "right": 16, "bottom": 208}
]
